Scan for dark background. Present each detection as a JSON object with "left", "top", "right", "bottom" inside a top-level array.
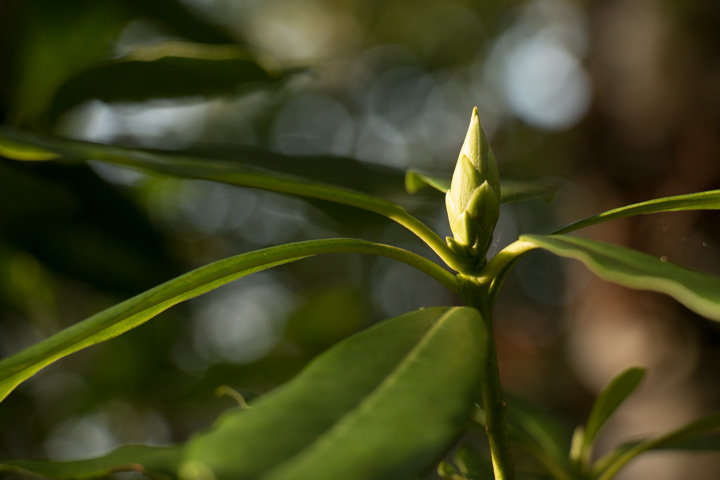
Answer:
[{"left": 1, "top": 0, "right": 719, "bottom": 478}]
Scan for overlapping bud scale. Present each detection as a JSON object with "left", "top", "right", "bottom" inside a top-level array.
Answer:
[{"left": 445, "top": 108, "right": 501, "bottom": 260}]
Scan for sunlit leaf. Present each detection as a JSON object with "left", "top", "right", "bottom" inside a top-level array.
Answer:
[
  {"left": 0, "top": 137, "right": 58, "bottom": 161},
  {"left": 593, "top": 412, "right": 720, "bottom": 480},
  {"left": 553, "top": 190, "right": 720, "bottom": 234},
  {"left": 182, "top": 307, "right": 487, "bottom": 480},
  {"left": 521, "top": 235, "right": 720, "bottom": 321},
  {"left": 405, "top": 169, "right": 451, "bottom": 194},
  {"left": 405, "top": 170, "right": 557, "bottom": 204},
  {"left": 0, "top": 239, "right": 455, "bottom": 403},
  {"left": 0, "top": 444, "right": 181, "bottom": 480}
]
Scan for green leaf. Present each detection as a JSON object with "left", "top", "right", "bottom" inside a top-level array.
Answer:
[
  {"left": 520, "top": 235, "right": 720, "bottom": 321},
  {"left": 0, "top": 137, "right": 59, "bottom": 161},
  {"left": 0, "top": 126, "right": 466, "bottom": 273},
  {"left": 584, "top": 368, "right": 645, "bottom": 448},
  {"left": 0, "top": 238, "right": 457, "bottom": 403},
  {"left": 553, "top": 190, "right": 720, "bottom": 234},
  {"left": 405, "top": 169, "right": 451, "bottom": 194},
  {"left": 593, "top": 412, "right": 720, "bottom": 480},
  {"left": 571, "top": 368, "right": 645, "bottom": 472},
  {"left": 405, "top": 170, "right": 557, "bottom": 204},
  {"left": 473, "top": 400, "right": 572, "bottom": 480},
  {"left": 48, "top": 44, "right": 277, "bottom": 118},
  {"left": 182, "top": 307, "right": 487, "bottom": 480},
  {"left": 0, "top": 444, "right": 181, "bottom": 480},
  {"left": 499, "top": 181, "right": 558, "bottom": 204},
  {"left": 453, "top": 444, "right": 495, "bottom": 479},
  {"left": 505, "top": 396, "right": 573, "bottom": 480}
]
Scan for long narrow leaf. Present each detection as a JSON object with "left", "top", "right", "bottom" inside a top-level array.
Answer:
[
  {"left": 0, "top": 129, "right": 402, "bottom": 219},
  {"left": 520, "top": 235, "right": 720, "bottom": 321},
  {"left": 0, "top": 239, "right": 457, "bottom": 403},
  {"left": 553, "top": 190, "right": 720, "bottom": 234},
  {"left": 0, "top": 127, "right": 465, "bottom": 272},
  {"left": 182, "top": 307, "right": 487, "bottom": 480},
  {"left": 593, "top": 412, "right": 720, "bottom": 480},
  {"left": 573, "top": 368, "right": 644, "bottom": 472}
]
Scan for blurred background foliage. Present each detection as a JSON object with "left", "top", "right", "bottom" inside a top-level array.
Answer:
[{"left": 1, "top": 0, "right": 720, "bottom": 478}]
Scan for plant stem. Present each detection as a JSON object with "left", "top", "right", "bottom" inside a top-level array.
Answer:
[
  {"left": 458, "top": 275, "right": 515, "bottom": 480},
  {"left": 480, "top": 239, "right": 537, "bottom": 304}
]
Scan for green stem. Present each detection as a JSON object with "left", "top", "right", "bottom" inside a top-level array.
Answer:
[
  {"left": 0, "top": 127, "right": 472, "bottom": 274},
  {"left": 480, "top": 239, "right": 538, "bottom": 303},
  {"left": 458, "top": 275, "right": 515, "bottom": 480}
]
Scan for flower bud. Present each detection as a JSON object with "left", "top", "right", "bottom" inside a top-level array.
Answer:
[{"left": 445, "top": 108, "right": 501, "bottom": 259}]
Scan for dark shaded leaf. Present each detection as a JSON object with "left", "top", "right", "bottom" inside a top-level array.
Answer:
[
  {"left": 49, "top": 51, "right": 277, "bottom": 118},
  {"left": 0, "top": 444, "right": 181, "bottom": 480}
]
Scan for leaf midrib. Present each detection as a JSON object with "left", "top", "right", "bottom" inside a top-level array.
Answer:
[{"left": 262, "top": 307, "right": 461, "bottom": 478}]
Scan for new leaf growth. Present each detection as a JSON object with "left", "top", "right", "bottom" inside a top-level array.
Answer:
[{"left": 445, "top": 108, "right": 501, "bottom": 263}]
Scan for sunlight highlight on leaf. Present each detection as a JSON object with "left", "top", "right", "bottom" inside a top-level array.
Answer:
[{"left": 521, "top": 234, "right": 720, "bottom": 321}]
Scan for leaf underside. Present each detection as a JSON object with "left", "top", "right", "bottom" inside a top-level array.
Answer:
[{"left": 521, "top": 234, "right": 720, "bottom": 321}]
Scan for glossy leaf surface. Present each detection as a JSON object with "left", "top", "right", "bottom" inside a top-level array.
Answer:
[
  {"left": 182, "top": 307, "right": 487, "bottom": 480},
  {"left": 0, "top": 239, "right": 456, "bottom": 403},
  {"left": 521, "top": 235, "right": 720, "bottom": 321}
]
